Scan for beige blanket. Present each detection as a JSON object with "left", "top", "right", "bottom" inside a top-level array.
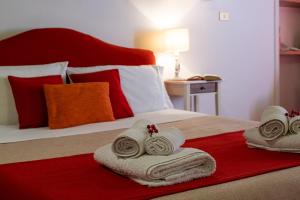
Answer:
[{"left": 1, "top": 116, "right": 300, "bottom": 200}]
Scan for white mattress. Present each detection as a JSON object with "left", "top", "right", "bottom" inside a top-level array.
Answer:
[{"left": 0, "top": 109, "right": 204, "bottom": 144}]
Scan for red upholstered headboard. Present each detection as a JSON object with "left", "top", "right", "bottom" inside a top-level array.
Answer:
[{"left": 0, "top": 28, "right": 156, "bottom": 67}]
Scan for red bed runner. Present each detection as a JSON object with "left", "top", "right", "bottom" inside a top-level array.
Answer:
[{"left": 1, "top": 130, "right": 300, "bottom": 200}]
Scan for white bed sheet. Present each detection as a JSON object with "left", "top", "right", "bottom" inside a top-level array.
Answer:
[{"left": 0, "top": 109, "right": 205, "bottom": 144}]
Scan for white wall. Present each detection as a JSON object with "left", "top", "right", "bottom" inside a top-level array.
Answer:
[{"left": 0, "top": 0, "right": 277, "bottom": 120}]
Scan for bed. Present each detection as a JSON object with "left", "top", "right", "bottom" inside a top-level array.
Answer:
[{"left": 0, "top": 28, "right": 300, "bottom": 200}]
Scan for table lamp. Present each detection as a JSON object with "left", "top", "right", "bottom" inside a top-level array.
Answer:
[
  {"left": 164, "top": 28, "right": 189, "bottom": 78},
  {"left": 136, "top": 28, "right": 189, "bottom": 79}
]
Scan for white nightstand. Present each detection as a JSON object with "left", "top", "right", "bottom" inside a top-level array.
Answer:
[{"left": 164, "top": 80, "right": 220, "bottom": 115}]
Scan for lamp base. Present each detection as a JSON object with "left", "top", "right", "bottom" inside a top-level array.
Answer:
[{"left": 174, "top": 53, "right": 181, "bottom": 79}]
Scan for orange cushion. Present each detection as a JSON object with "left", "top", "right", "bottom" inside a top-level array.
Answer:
[{"left": 44, "top": 82, "right": 115, "bottom": 129}]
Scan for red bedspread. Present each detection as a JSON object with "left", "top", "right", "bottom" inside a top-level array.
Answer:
[{"left": 1, "top": 131, "right": 300, "bottom": 200}]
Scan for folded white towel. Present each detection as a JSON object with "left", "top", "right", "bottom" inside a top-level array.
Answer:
[
  {"left": 144, "top": 128, "right": 185, "bottom": 156},
  {"left": 112, "top": 119, "right": 151, "bottom": 158},
  {"left": 289, "top": 116, "right": 300, "bottom": 135},
  {"left": 259, "top": 106, "right": 289, "bottom": 141},
  {"left": 244, "top": 127, "right": 300, "bottom": 153},
  {"left": 94, "top": 144, "right": 216, "bottom": 187}
]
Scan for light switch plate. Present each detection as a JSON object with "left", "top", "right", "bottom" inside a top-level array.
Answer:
[{"left": 219, "top": 11, "right": 230, "bottom": 21}]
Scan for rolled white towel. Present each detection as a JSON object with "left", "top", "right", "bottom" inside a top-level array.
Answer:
[
  {"left": 259, "top": 106, "right": 289, "bottom": 141},
  {"left": 260, "top": 106, "right": 287, "bottom": 119},
  {"left": 144, "top": 128, "right": 185, "bottom": 156},
  {"left": 94, "top": 144, "right": 216, "bottom": 187},
  {"left": 112, "top": 119, "right": 152, "bottom": 158},
  {"left": 244, "top": 127, "right": 300, "bottom": 153},
  {"left": 289, "top": 116, "right": 300, "bottom": 135}
]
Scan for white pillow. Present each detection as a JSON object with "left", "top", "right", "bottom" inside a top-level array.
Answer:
[
  {"left": 67, "top": 65, "right": 173, "bottom": 114},
  {"left": 0, "top": 62, "right": 68, "bottom": 125}
]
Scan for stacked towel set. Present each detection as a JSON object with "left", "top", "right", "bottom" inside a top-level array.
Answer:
[
  {"left": 94, "top": 119, "right": 216, "bottom": 187},
  {"left": 244, "top": 106, "right": 300, "bottom": 153}
]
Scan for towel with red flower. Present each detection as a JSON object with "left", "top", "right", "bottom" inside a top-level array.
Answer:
[
  {"left": 244, "top": 106, "right": 300, "bottom": 153},
  {"left": 95, "top": 119, "right": 216, "bottom": 186}
]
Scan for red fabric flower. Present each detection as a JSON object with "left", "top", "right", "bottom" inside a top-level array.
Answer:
[{"left": 147, "top": 124, "right": 158, "bottom": 137}]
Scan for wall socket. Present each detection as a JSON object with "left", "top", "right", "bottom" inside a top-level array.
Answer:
[{"left": 219, "top": 11, "right": 230, "bottom": 21}]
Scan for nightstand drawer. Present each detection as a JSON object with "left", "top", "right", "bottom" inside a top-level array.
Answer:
[{"left": 190, "top": 82, "right": 217, "bottom": 94}]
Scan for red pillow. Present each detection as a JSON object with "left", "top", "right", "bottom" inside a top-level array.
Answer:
[
  {"left": 69, "top": 69, "right": 133, "bottom": 119},
  {"left": 8, "top": 75, "right": 63, "bottom": 129}
]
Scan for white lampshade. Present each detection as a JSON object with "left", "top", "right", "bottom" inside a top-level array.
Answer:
[
  {"left": 164, "top": 28, "right": 189, "bottom": 53},
  {"left": 136, "top": 28, "right": 189, "bottom": 53},
  {"left": 135, "top": 31, "right": 167, "bottom": 52}
]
